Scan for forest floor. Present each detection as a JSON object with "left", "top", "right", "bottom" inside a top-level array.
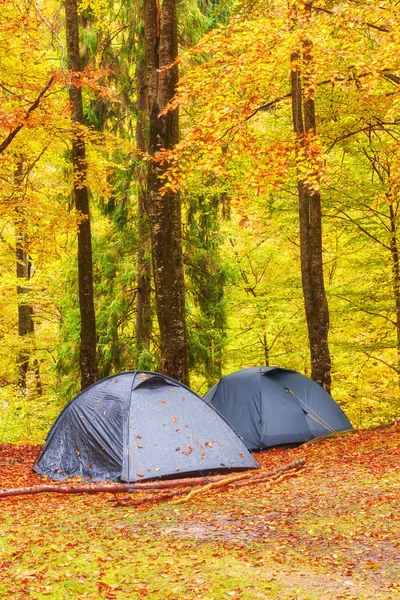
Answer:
[{"left": 0, "top": 423, "right": 399, "bottom": 600}]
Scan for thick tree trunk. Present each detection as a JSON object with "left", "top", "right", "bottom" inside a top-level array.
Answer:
[
  {"left": 290, "top": 36, "right": 331, "bottom": 391},
  {"left": 65, "top": 0, "right": 98, "bottom": 389},
  {"left": 144, "top": 0, "right": 189, "bottom": 384},
  {"left": 135, "top": 0, "right": 153, "bottom": 360}
]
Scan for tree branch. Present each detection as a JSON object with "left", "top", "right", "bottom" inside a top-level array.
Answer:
[
  {"left": 305, "top": 2, "right": 391, "bottom": 32},
  {"left": 331, "top": 210, "right": 391, "bottom": 250},
  {"left": 244, "top": 93, "right": 292, "bottom": 121},
  {"left": 0, "top": 76, "right": 55, "bottom": 155},
  {"left": 333, "top": 293, "right": 397, "bottom": 326},
  {"left": 0, "top": 459, "right": 306, "bottom": 500},
  {"left": 360, "top": 349, "right": 399, "bottom": 374}
]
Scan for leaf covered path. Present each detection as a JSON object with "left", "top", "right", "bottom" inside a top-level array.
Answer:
[{"left": 0, "top": 424, "right": 399, "bottom": 599}]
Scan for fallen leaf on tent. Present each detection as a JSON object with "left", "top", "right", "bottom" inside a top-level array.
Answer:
[
  {"left": 136, "top": 472, "right": 144, "bottom": 477},
  {"left": 171, "top": 417, "right": 177, "bottom": 423},
  {"left": 136, "top": 445, "right": 143, "bottom": 449},
  {"left": 154, "top": 467, "right": 160, "bottom": 471},
  {"left": 205, "top": 442, "right": 214, "bottom": 448},
  {"left": 159, "top": 400, "right": 165, "bottom": 404}
]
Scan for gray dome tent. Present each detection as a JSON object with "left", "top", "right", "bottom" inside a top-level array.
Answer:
[
  {"left": 204, "top": 367, "right": 352, "bottom": 450},
  {"left": 34, "top": 371, "right": 258, "bottom": 482}
]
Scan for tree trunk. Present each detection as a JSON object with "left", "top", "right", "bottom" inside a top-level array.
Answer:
[
  {"left": 144, "top": 0, "right": 189, "bottom": 384},
  {"left": 14, "top": 162, "right": 42, "bottom": 395},
  {"left": 135, "top": 0, "right": 153, "bottom": 361},
  {"left": 262, "top": 327, "right": 270, "bottom": 367},
  {"left": 290, "top": 19, "right": 331, "bottom": 391},
  {"left": 65, "top": 0, "right": 98, "bottom": 389},
  {"left": 388, "top": 199, "right": 400, "bottom": 375}
]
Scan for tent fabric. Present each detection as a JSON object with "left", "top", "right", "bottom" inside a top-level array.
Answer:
[
  {"left": 204, "top": 367, "right": 353, "bottom": 450},
  {"left": 34, "top": 371, "right": 258, "bottom": 482}
]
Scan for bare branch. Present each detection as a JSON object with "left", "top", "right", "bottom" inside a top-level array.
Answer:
[
  {"left": 359, "top": 350, "right": 399, "bottom": 374},
  {"left": 333, "top": 293, "right": 396, "bottom": 326},
  {"left": 331, "top": 210, "right": 391, "bottom": 250},
  {"left": 305, "top": 2, "right": 391, "bottom": 32}
]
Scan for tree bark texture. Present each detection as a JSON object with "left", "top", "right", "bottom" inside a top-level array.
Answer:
[
  {"left": 135, "top": 0, "right": 153, "bottom": 359},
  {"left": 65, "top": 0, "right": 98, "bottom": 390},
  {"left": 290, "top": 29, "right": 332, "bottom": 392},
  {"left": 144, "top": 0, "right": 189, "bottom": 384}
]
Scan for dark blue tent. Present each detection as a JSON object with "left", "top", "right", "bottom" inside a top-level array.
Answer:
[
  {"left": 204, "top": 367, "right": 353, "bottom": 450},
  {"left": 34, "top": 371, "right": 258, "bottom": 482}
]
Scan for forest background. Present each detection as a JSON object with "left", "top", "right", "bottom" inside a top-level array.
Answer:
[{"left": 1, "top": 0, "right": 400, "bottom": 445}]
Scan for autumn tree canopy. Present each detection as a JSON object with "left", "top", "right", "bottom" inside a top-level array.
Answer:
[{"left": 0, "top": 0, "right": 400, "bottom": 442}]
